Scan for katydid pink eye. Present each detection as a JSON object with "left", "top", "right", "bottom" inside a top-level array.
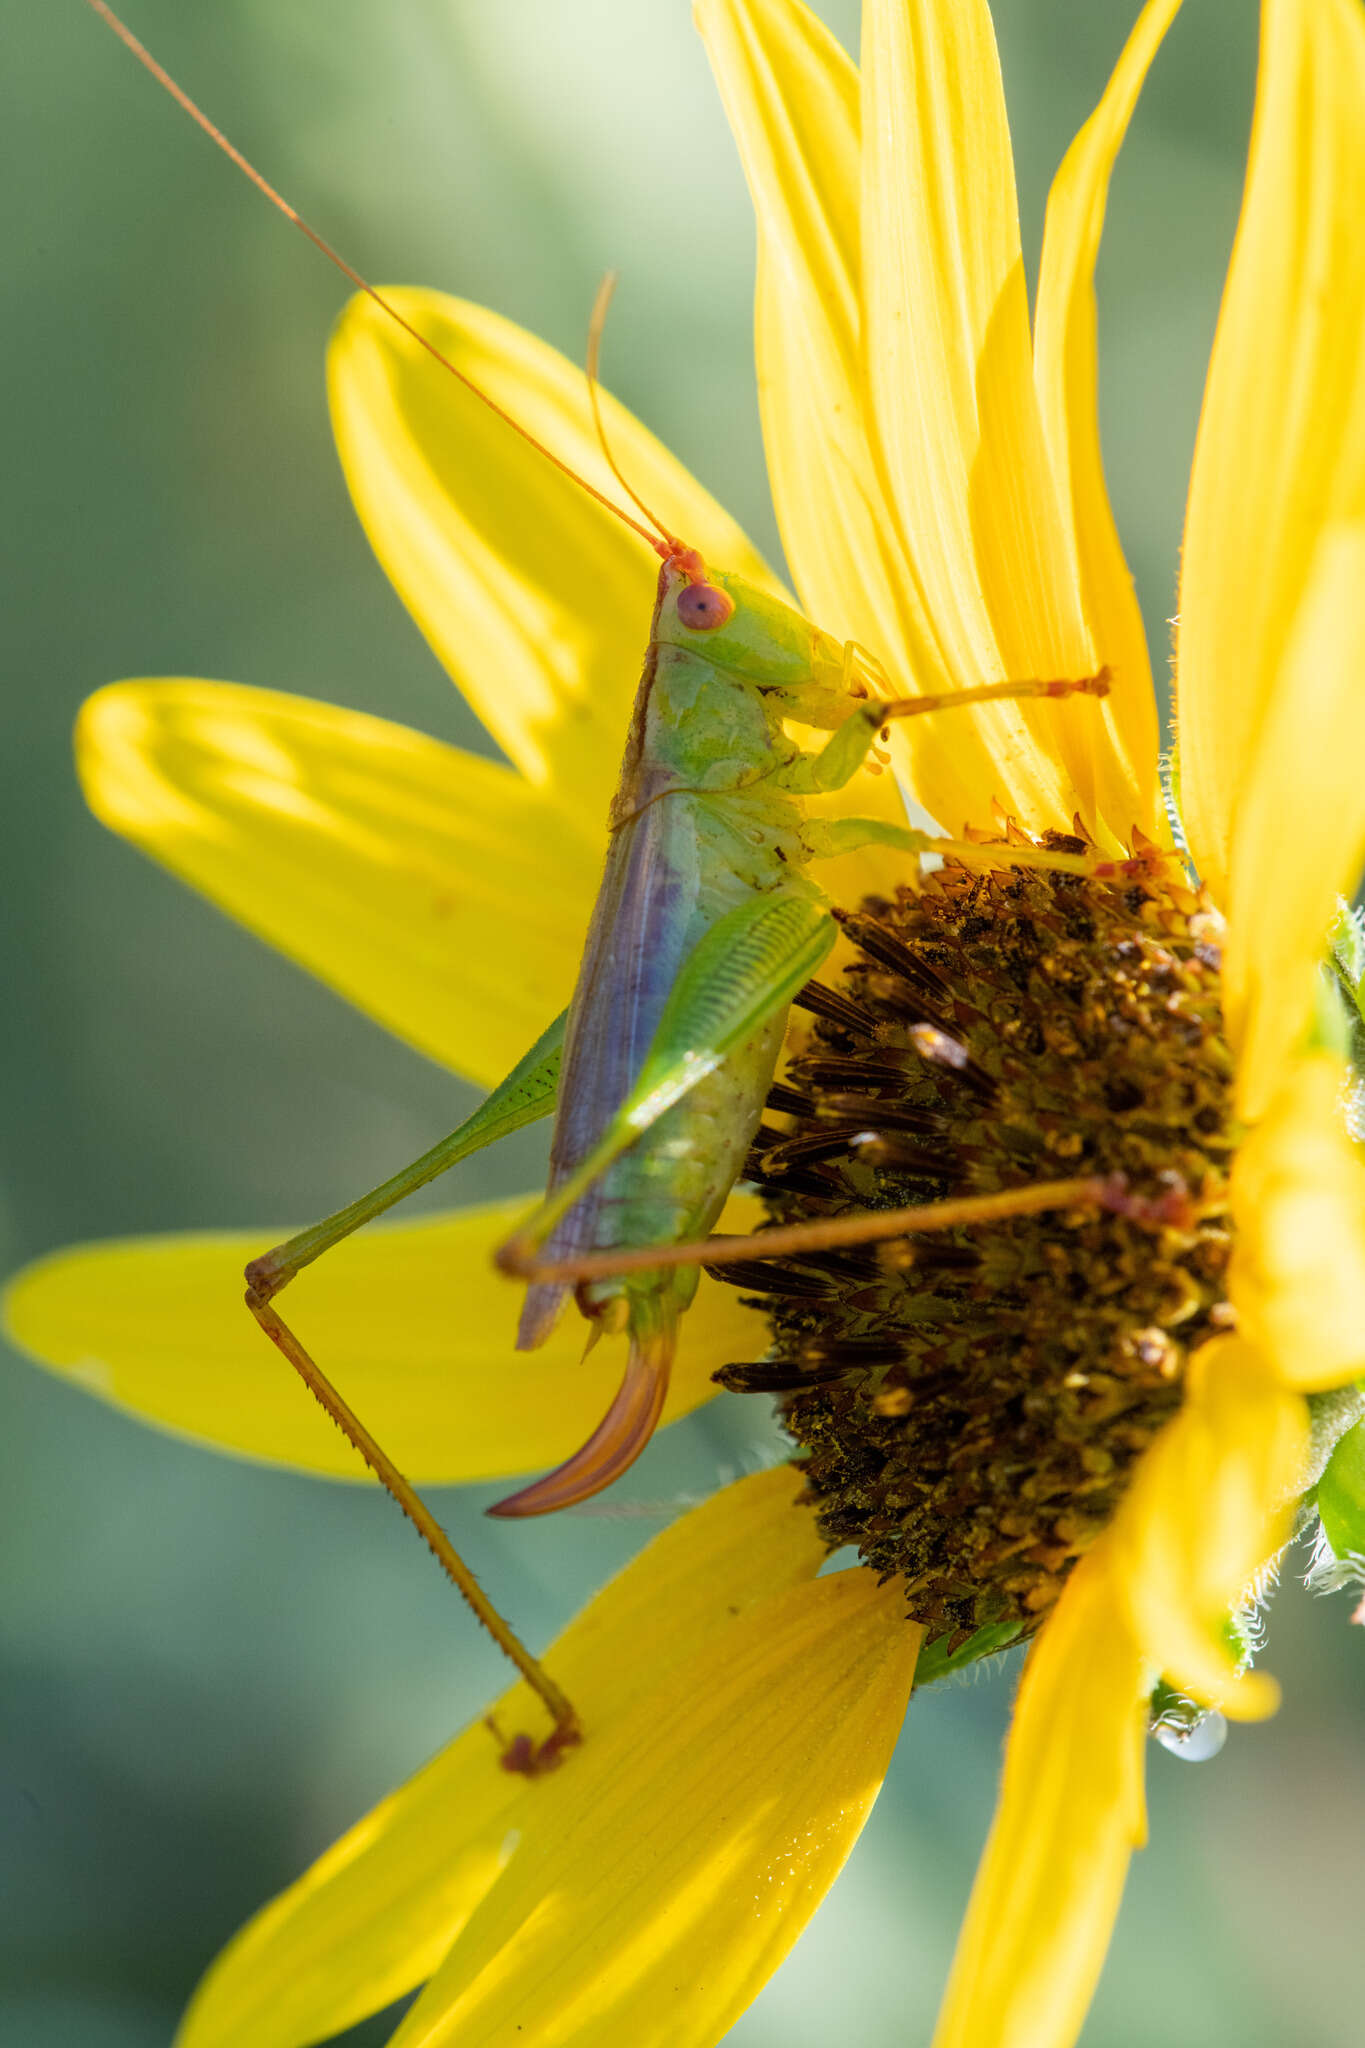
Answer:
[{"left": 676, "top": 581, "right": 734, "bottom": 631}]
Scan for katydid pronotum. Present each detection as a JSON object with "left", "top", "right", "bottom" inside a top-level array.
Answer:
[{"left": 89, "top": 0, "right": 1150, "bottom": 1770}]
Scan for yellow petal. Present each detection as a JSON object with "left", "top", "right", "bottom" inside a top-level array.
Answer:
[
  {"left": 860, "top": 0, "right": 1103, "bottom": 840},
  {"left": 388, "top": 1569, "right": 917, "bottom": 2048},
  {"left": 1178, "top": 0, "right": 1365, "bottom": 904},
  {"left": 1033, "top": 0, "right": 1179, "bottom": 846},
  {"left": 931, "top": 1549, "right": 1148, "bottom": 2048},
  {"left": 176, "top": 1465, "right": 829, "bottom": 2048},
  {"left": 1230, "top": 1056, "right": 1365, "bottom": 1389},
  {"left": 4, "top": 1193, "right": 765, "bottom": 1483},
  {"left": 696, "top": 0, "right": 876, "bottom": 645},
  {"left": 696, "top": 0, "right": 1005, "bottom": 879},
  {"left": 1222, "top": 524, "right": 1365, "bottom": 1119},
  {"left": 696, "top": 0, "right": 985, "bottom": 816},
  {"left": 329, "top": 289, "right": 783, "bottom": 827},
  {"left": 1111, "top": 1336, "right": 1307, "bottom": 1715},
  {"left": 77, "top": 680, "right": 597, "bottom": 1087}
]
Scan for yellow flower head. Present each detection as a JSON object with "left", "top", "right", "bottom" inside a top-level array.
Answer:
[{"left": 9, "top": 2, "right": 1365, "bottom": 2046}]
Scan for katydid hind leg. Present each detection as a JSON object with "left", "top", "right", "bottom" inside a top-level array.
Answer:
[
  {"left": 248, "top": 1008, "right": 565, "bottom": 1304},
  {"left": 248, "top": 1281, "right": 581, "bottom": 1769},
  {"left": 241, "top": 1011, "right": 576, "bottom": 1763},
  {"left": 247, "top": 1008, "right": 561, "bottom": 1511}
]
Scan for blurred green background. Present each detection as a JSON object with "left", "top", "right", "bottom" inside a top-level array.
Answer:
[{"left": 4, "top": 2, "right": 1360, "bottom": 2043}]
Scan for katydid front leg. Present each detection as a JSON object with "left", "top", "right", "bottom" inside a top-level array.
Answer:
[
  {"left": 775, "top": 664, "right": 1166, "bottom": 881},
  {"left": 244, "top": 1012, "right": 580, "bottom": 1770},
  {"left": 772, "top": 664, "right": 1114, "bottom": 800}
]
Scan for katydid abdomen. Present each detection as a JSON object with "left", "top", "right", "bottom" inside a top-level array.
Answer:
[{"left": 515, "top": 811, "right": 791, "bottom": 1351}]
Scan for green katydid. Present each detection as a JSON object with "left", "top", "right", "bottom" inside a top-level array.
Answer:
[
  {"left": 88, "top": 0, "right": 1136, "bottom": 1764},
  {"left": 480, "top": 539, "right": 1124, "bottom": 1518}
]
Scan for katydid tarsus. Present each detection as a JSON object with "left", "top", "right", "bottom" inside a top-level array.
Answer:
[{"left": 90, "top": 0, "right": 1143, "bottom": 1767}]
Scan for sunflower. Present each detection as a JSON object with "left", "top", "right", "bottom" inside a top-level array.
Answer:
[{"left": 10, "top": 0, "right": 1365, "bottom": 2043}]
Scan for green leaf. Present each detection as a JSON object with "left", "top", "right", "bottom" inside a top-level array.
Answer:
[
  {"left": 1159, "top": 744, "right": 1188, "bottom": 853},
  {"left": 913, "top": 1620, "right": 1023, "bottom": 1688},
  {"left": 1311, "top": 965, "right": 1354, "bottom": 1062},
  {"left": 1329, "top": 897, "right": 1365, "bottom": 1005},
  {"left": 1326, "top": 899, "right": 1365, "bottom": 1079},
  {"left": 1319, "top": 1416, "right": 1365, "bottom": 1559}
]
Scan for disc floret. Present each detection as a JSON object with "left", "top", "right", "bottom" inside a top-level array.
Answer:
[{"left": 722, "top": 842, "right": 1236, "bottom": 1644}]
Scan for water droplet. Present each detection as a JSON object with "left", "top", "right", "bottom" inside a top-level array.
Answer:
[{"left": 1155, "top": 1710, "right": 1227, "bottom": 1762}]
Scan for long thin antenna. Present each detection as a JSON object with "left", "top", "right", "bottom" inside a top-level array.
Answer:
[
  {"left": 84, "top": 0, "right": 668, "bottom": 557},
  {"left": 586, "top": 273, "right": 678, "bottom": 550}
]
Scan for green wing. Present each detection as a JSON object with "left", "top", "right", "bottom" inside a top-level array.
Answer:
[{"left": 510, "top": 893, "right": 834, "bottom": 1256}]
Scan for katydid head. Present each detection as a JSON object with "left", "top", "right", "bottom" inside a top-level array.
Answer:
[
  {"left": 656, "top": 560, "right": 844, "bottom": 688},
  {"left": 653, "top": 541, "right": 737, "bottom": 634}
]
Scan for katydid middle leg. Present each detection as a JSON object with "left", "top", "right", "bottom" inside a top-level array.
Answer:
[
  {"left": 511, "top": 1177, "right": 1112, "bottom": 1287},
  {"left": 511, "top": 1170, "right": 1199, "bottom": 1290}
]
